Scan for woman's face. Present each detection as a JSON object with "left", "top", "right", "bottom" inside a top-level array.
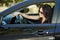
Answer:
[{"left": 39, "top": 7, "right": 44, "bottom": 18}]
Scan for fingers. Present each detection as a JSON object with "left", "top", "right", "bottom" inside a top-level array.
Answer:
[{"left": 13, "top": 12, "right": 20, "bottom": 17}]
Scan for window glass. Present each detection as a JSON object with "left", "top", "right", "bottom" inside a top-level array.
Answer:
[{"left": 2, "top": 2, "right": 55, "bottom": 25}]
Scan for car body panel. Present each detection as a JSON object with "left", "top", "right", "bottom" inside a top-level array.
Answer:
[{"left": 53, "top": 0, "right": 60, "bottom": 36}]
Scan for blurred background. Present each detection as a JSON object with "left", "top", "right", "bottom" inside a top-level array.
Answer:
[
  {"left": 0, "top": 0, "right": 55, "bottom": 13},
  {"left": 0, "top": 0, "right": 27, "bottom": 12}
]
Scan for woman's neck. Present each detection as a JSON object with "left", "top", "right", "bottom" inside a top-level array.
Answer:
[{"left": 41, "top": 16, "right": 47, "bottom": 23}]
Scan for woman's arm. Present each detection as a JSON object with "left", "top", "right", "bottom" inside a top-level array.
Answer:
[
  {"left": 19, "top": 12, "right": 40, "bottom": 20},
  {"left": 13, "top": 12, "right": 40, "bottom": 20}
]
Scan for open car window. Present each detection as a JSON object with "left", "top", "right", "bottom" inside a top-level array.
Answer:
[
  {"left": 2, "top": 2, "right": 55, "bottom": 25},
  {"left": 0, "top": 0, "right": 58, "bottom": 36}
]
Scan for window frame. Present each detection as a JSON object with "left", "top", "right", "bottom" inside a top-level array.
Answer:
[{"left": 0, "top": 0, "right": 57, "bottom": 31}]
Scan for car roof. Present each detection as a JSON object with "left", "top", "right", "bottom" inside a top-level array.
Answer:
[{"left": 0, "top": 0, "right": 55, "bottom": 17}]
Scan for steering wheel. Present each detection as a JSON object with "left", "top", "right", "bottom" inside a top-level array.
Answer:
[
  {"left": 15, "top": 14, "right": 24, "bottom": 24},
  {"left": 15, "top": 14, "right": 35, "bottom": 24},
  {"left": 10, "top": 14, "right": 36, "bottom": 24}
]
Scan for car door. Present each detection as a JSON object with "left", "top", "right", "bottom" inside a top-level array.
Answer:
[{"left": 0, "top": 0, "right": 58, "bottom": 39}]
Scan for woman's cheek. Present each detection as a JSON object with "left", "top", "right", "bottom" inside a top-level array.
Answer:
[{"left": 40, "top": 13, "right": 43, "bottom": 17}]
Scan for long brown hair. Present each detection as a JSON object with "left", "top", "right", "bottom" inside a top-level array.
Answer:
[{"left": 39, "top": 4, "right": 52, "bottom": 23}]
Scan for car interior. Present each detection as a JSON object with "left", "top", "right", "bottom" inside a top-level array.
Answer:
[{"left": 8, "top": 2, "right": 55, "bottom": 24}]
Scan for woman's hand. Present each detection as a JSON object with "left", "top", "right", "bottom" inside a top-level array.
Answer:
[{"left": 13, "top": 12, "right": 21, "bottom": 17}]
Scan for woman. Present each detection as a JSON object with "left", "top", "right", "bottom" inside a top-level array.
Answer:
[{"left": 13, "top": 4, "right": 52, "bottom": 24}]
